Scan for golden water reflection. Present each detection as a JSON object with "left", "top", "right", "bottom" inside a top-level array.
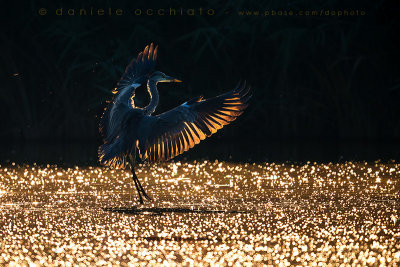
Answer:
[{"left": 0, "top": 160, "right": 399, "bottom": 265}]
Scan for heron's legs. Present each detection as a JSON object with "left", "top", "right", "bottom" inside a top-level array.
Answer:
[
  {"left": 129, "top": 156, "right": 151, "bottom": 204},
  {"left": 136, "top": 176, "right": 152, "bottom": 200},
  {"left": 130, "top": 164, "right": 144, "bottom": 204},
  {"left": 131, "top": 167, "right": 144, "bottom": 204}
]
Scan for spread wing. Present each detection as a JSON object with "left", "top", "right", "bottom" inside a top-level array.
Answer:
[
  {"left": 113, "top": 43, "right": 158, "bottom": 94},
  {"left": 137, "top": 81, "right": 251, "bottom": 163},
  {"left": 99, "top": 43, "right": 158, "bottom": 142}
]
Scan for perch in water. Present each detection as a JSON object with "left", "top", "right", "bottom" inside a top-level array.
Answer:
[{"left": 98, "top": 43, "right": 251, "bottom": 204}]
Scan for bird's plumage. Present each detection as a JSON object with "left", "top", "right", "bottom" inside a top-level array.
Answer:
[
  {"left": 136, "top": 82, "right": 251, "bottom": 163},
  {"left": 115, "top": 43, "right": 158, "bottom": 94},
  {"left": 98, "top": 44, "right": 251, "bottom": 170},
  {"left": 99, "top": 43, "right": 158, "bottom": 143}
]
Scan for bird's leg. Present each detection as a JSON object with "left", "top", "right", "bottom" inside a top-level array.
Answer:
[
  {"left": 129, "top": 154, "right": 151, "bottom": 203},
  {"left": 131, "top": 163, "right": 144, "bottom": 204},
  {"left": 136, "top": 176, "right": 152, "bottom": 200}
]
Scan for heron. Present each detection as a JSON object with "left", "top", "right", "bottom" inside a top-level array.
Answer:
[{"left": 98, "top": 43, "right": 251, "bottom": 204}]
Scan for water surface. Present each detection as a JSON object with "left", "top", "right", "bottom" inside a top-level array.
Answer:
[{"left": 0, "top": 160, "right": 399, "bottom": 265}]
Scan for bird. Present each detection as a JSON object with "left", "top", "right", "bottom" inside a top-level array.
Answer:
[{"left": 98, "top": 43, "right": 251, "bottom": 204}]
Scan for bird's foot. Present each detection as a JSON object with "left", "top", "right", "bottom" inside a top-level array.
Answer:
[
  {"left": 142, "top": 192, "right": 152, "bottom": 201},
  {"left": 135, "top": 192, "right": 152, "bottom": 205}
]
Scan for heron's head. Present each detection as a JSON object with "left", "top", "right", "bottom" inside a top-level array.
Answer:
[{"left": 149, "top": 71, "right": 182, "bottom": 83}]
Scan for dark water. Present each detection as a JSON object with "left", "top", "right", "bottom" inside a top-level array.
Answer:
[
  {"left": 0, "top": 142, "right": 399, "bottom": 265},
  {"left": 1, "top": 140, "right": 400, "bottom": 165}
]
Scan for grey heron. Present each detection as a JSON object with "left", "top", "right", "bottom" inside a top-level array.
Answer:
[{"left": 98, "top": 43, "right": 251, "bottom": 204}]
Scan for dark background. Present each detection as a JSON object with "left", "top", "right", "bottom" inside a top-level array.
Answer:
[{"left": 1, "top": 0, "right": 399, "bottom": 163}]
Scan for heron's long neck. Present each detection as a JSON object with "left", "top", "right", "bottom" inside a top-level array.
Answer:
[{"left": 144, "top": 79, "right": 159, "bottom": 115}]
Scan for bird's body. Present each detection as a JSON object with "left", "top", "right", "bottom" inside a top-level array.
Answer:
[{"left": 99, "top": 43, "right": 251, "bottom": 204}]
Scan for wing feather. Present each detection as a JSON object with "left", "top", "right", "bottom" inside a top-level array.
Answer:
[{"left": 137, "top": 81, "right": 251, "bottom": 163}]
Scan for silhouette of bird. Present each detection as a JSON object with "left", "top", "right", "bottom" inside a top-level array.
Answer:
[{"left": 98, "top": 43, "right": 251, "bottom": 204}]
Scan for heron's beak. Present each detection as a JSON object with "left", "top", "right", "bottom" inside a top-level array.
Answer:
[{"left": 162, "top": 76, "right": 182, "bottom": 83}]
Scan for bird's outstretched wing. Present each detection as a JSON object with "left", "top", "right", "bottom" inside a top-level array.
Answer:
[
  {"left": 99, "top": 43, "right": 158, "bottom": 142},
  {"left": 113, "top": 43, "right": 158, "bottom": 94},
  {"left": 137, "top": 81, "right": 251, "bottom": 163}
]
